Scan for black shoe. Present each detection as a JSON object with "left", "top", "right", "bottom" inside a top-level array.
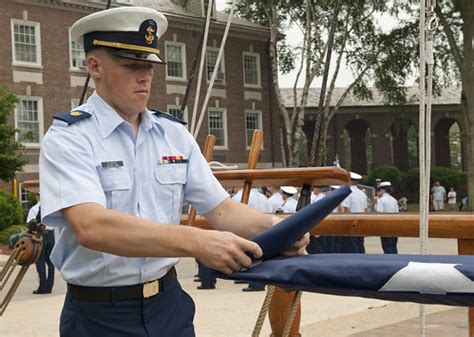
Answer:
[
  {"left": 197, "top": 285, "right": 216, "bottom": 290},
  {"left": 242, "top": 286, "right": 265, "bottom": 292},
  {"left": 32, "top": 290, "right": 49, "bottom": 294}
]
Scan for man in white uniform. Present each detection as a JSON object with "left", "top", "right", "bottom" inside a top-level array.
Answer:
[
  {"left": 39, "top": 7, "right": 308, "bottom": 336},
  {"left": 279, "top": 186, "right": 298, "bottom": 213},
  {"left": 339, "top": 172, "right": 367, "bottom": 253},
  {"left": 376, "top": 181, "right": 399, "bottom": 254},
  {"left": 268, "top": 186, "right": 284, "bottom": 212}
]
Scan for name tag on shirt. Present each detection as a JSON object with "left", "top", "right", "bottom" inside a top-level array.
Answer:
[{"left": 101, "top": 160, "right": 124, "bottom": 168}]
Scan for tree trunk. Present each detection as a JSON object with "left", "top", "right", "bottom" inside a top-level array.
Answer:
[{"left": 461, "top": 0, "right": 473, "bottom": 210}]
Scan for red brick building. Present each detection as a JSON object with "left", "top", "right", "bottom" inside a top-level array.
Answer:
[{"left": 1, "top": 0, "right": 282, "bottom": 203}]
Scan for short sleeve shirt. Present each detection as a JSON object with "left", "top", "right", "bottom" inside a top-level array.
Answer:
[
  {"left": 341, "top": 186, "right": 367, "bottom": 212},
  {"left": 376, "top": 193, "right": 399, "bottom": 213},
  {"left": 39, "top": 92, "right": 229, "bottom": 286}
]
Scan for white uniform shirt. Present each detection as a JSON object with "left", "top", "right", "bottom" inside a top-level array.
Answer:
[
  {"left": 39, "top": 92, "right": 229, "bottom": 286},
  {"left": 27, "top": 202, "right": 40, "bottom": 222},
  {"left": 310, "top": 192, "right": 325, "bottom": 204},
  {"left": 231, "top": 189, "right": 273, "bottom": 213},
  {"left": 268, "top": 192, "right": 284, "bottom": 212},
  {"left": 376, "top": 193, "right": 399, "bottom": 213},
  {"left": 281, "top": 197, "right": 297, "bottom": 213},
  {"left": 341, "top": 185, "right": 367, "bottom": 212}
]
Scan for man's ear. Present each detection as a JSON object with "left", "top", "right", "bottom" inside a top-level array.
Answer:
[{"left": 87, "top": 54, "right": 102, "bottom": 80}]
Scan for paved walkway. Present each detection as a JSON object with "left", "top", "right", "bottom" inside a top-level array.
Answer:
[{"left": 0, "top": 237, "right": 469, "bottom": 336}]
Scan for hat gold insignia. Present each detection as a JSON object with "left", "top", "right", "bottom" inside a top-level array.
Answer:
[
  {"left": 145, "top": 26, "right": 155, "bottom": 45},
  {"left": 70, "top": 111, "right": 82, "bottom": 117}
]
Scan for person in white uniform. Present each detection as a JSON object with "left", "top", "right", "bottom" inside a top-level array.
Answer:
[
  {"left": 279, "top": 186, "right": 298, "bottom": 213},
  {"left": 268, "top": 186, "right": 284, "bottom": 212},
  {"left": 339, "top": 172, "right": 367, "bottom": 253},
  {"left": 376, "top": 181, "right": 399, "bottom": 254},
  {"left": 38, "top": 7, "right": 309, "bottom": 337}
]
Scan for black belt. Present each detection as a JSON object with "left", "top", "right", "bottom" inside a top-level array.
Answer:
[{"left": 67, "top": 267, "right": 177, "bottom": 301}]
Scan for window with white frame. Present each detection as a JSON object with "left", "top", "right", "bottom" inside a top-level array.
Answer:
[
  {"left": 15, "top": 97, "right": 43, "bottom": 146},
  {"left": 245, "top": 110, "right": 263, "bottom": 148},
  {"left": 165, "top": 42, "right": 186, "bottom": 80},
  {"left": 167, "top": 104, "right": 188, "bottom": 124},
  {"left": 69, "top": 28, "right": 86, "bottom": 70},
  {"left": 206, "top": 48, "right": 225, "bottom": 83},
  {"left": 243, "top": 52, "right": 261, "bottom": 86},
  {"left": 11, "top": 19, "right": 41, "bottom": 66},
  {"left": 208, "top": 108, "right": 227, "bottom": 148},
  {"left": 19, "top": 184, "right": 30, "bottom": 207}
]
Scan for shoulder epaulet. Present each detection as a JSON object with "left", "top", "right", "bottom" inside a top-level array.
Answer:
[
  {"left": 151, "top": 109, "right": 187, "bottom": 125},
  {"left": 53, "top": 109, "right": 92, "bottom": 125}
]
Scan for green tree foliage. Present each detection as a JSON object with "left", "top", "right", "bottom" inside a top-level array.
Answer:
[
  {"left": 0, "top": 85, "right": 26, "bottom": 181},
  {"left": 367, "top": 165, "right": 402, "bottom": 186},
  {"left": 0, "top": 189, "right": 24, "bottom": 231}
]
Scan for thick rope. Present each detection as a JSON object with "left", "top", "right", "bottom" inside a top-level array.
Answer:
[
  {"left": 252, "top": 285, "right": 276, "bottom": 337},
  {"left": 193, "top": 0, "right": 237, "bottom": 139},
  {"left": 282, "top": 290, "right": 303, "bottom": 337},
  {"left": 418, "top": 1, "right": 437, "bottom": 335},
  {"left": 189, "top": 0, "right": 214, "bottom": 134}
]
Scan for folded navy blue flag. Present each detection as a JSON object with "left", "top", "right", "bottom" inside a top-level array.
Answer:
[
  {"left": 252, "top": 184, "right": 351, "bottom": 261},
  {"left": 225, "top": 254, "right": 474, "bottom": 306}
]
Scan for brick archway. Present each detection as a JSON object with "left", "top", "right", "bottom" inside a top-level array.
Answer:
[
  {"left": 345, "top": 119, "right": 370, "bottom": 174},
  {"left": 391, "top": 124, "right": 410, "bottom": 172},
  {"left": 434, "top": 118, "right": 461, "bottom": 168}
]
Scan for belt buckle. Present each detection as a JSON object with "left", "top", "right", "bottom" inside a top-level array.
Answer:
[{"left": 143, "top": 280, "right": 159, "bottom": 298}]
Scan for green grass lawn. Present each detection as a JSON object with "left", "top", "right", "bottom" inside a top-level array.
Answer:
[{"left": 407, "top": 203, "right": 461, "bottom": 212}]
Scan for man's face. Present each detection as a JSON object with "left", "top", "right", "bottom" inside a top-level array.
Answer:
[{"left": 88, "top": 49, "right": 154, "bottom": 118}]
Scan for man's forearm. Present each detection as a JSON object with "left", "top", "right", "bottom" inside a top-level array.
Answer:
[
  {"left": 205, "top": 198, "right": 278, "bottom": 239},
  {"left": 63, "top": 202, "right": 203, "bottom": 258}
]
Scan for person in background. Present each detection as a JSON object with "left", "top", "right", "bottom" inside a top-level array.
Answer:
[
  {"left": 447, "top": 187, "right": 457, "bottom": 212},
  {"left": 279, "top": 186, "right": 298, "bottom": 213},
  {"left": 338, "top": 172, "right": 367, "bottom": 253},
  {"left": 27, "top": 193, "right": 56, "bottom": 294},
  {"left": 268, "top": 186, "right": 284, "bottom": 213},
  {"left": 376, "top": 181, "right": 399, "bottom": 254},
  {"left": 310, "top": 186, "right": 325, "bottom": 204},
  {"left": 431, "top": 181, "right": 447, "bottom": 211}
]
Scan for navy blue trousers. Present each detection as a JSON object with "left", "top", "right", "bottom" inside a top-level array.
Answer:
[
  {"left": 381, "top": 237, "right": 398, "bottom": 254},
  {"left": 60, "top": 279, "right": 195, "bottom": 337},
  {"left": 35, "top": 230, "right": 55, "bottom": 293},
  {"left": 197, "top": 261, "right": 216, "bottom": 287}
]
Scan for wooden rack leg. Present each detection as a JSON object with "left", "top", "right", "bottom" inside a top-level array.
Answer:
[
  {"left": 268, "top": 287, "right": 301, "bottom": 337},
  {"left": 458, "top": 239, "right": 474, "bottom": 337}
]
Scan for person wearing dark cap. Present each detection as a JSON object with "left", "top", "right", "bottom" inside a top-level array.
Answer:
[
  {"left": 376, "top": 181, "right": 399, "bottom": 254},
  {"left": 39, "top": 7, "right": 308, "bottom": 337}
]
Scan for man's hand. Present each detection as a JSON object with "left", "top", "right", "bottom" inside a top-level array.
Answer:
[
  {"left": 282, "top": 232, "right": 310, "bottom": 256},
  {"left": 270, "top": 215, "right": 310, "bottom": 256},
  {"left": 193, "top": 230, "right": 263, "bottom": 275}
]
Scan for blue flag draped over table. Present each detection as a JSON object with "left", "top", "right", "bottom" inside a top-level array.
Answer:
[{"left": 217, "top": 184, "right": 474, "bottom": 307}]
